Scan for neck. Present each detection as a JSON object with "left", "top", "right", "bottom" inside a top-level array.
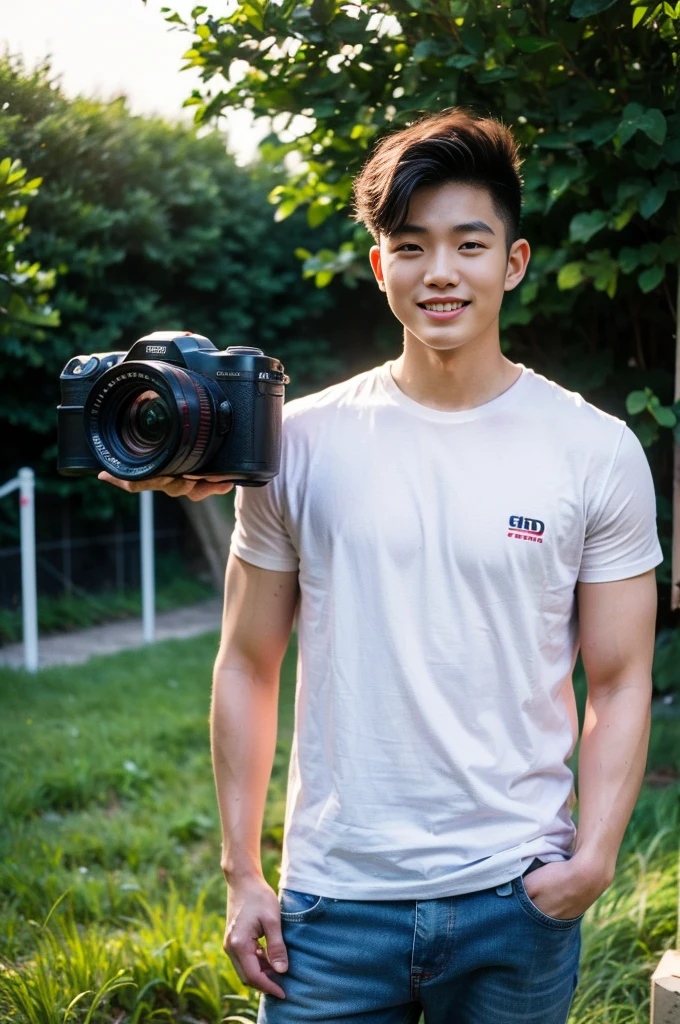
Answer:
[{"left": 390, "top": 331, "right": 522, "bottom": 413}]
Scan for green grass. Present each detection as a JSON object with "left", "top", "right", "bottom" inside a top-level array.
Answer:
[
  {"left": 0, "top": 642, "right": 677, "bottom": 1022},
  {"left": 0, "top": 633, "right": 296, "bottom": 1023}
]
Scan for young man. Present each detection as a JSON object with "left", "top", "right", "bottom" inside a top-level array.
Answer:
[{"left": 101, "top": 107, "right": 662, "bottom": 1023}]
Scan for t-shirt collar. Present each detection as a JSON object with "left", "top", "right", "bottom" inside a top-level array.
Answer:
[{"left": 376, "top": 360, "right": 530, "bottom": 423}]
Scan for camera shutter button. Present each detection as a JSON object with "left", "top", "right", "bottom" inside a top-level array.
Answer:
[
  {"left": 217, "top": 400, "right": 232, "bottom": 435},
  {"left": 224, "top": 346, "right": 264, "bottom": 356}
]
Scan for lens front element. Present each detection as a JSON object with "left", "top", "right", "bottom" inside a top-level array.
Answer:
[
  {"left": 121, "top": 390, "right": 172, "bottom": 454},
  {"left": 84, "top": 362, "right": 222, "bottom": 479}
]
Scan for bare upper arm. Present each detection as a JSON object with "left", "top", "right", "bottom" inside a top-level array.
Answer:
[
  {"left": 576, "top": 569, "right": 657, "bottom": 698},
  {"left": 216, "top": 552, "right": 299, "bottom": 680}
]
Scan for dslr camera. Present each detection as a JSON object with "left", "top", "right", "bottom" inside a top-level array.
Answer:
[{"left": 58, "top": 331, "right": 289, "bottom": 486}]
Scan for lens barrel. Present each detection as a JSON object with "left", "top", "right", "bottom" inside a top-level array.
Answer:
[{"left": 84, "top": 361, "right": 222, "bottom": 479}]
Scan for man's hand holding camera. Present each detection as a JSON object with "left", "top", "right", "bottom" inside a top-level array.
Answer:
[{"left": 97, "top": 470, "right": 234, "bottom": 502}]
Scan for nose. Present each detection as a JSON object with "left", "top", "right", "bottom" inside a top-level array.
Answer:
[{"left": 422, "top": 247, "right": 461, "bottom": 290}]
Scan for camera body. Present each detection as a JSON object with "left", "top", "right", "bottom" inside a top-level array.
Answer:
[{"left": 58, "top": 331, "right": 289, "bottom": 486}]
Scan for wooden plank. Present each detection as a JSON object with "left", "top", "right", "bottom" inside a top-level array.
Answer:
[{"left": 651, "top": 949, "right": 680, "bottom": 1023}]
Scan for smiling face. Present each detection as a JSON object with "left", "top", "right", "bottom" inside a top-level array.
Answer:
[{"left": 369, "top": 181, "right": 530, "bottom": 358}]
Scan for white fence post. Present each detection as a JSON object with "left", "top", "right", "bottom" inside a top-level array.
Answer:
[
  {"left": 19, "top": 469, "right": 38, "bottom": 672},
  {"left": 140, "top": 490, "right": 155, "bottom": 643},
  {"left": 0, "top": 469, "right": 39, "bottom": 673}
]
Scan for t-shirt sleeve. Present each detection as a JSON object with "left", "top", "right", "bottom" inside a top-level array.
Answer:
[
  {"left": 229, "top": 475, "right": 300, "bottom": 573},
  {"left": 577, "top": 424, "right": 664, "bottom": 583}
]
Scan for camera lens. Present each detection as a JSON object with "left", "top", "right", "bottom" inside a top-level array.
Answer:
[
  {"left": 121, "top": 390, "right": 172, "bottom": 454},
  {"left": 85, "top": 362, "right": 224, "bottom": 479}
]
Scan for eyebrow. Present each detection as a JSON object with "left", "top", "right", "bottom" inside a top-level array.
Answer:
[{"left": 390, "top": 220, "right": 496, "bottom": 238}]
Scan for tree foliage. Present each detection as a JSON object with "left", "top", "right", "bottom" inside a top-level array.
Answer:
[
  {"left": 0, "top": 55, "right": 342, "bottom": 521},
  {"left": 164, "top": 0, "right": 680, "bottom": 601},
  {"left": 0, "top": 156, "right": 59, "bottom": 338}
]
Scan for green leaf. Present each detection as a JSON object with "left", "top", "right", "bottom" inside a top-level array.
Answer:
[
  {"left": 569, "top": 210, "right": 609, "bottom": 243},
  {"left": 413, "top": 40, "right": 445, "bottom": 61},
  {"left": 617, "top": 246, "right": 641, "bottom": 273},
  {"left": 557, "top": 262, "right": 585, "bottom": 289},
  {"left": 459, "top": 26, "right": 485, "bottom": 55},
  {"left": 632, "top": 5, "right": 649, "bottom": 25},
  {"left": 626, "top": 390, "right": 650, "bottom": 415},
  {"left": 617, "top": 104, "right": 667, "bottom": 146},
  {"left": 514, "top": 36, "right": 558, "bottom": 52},
  {"left": 533, "top": 130, "right": 583, "bottom": 150},
  {"left": 638, "top": 185, "right": 667, "bottom": 219},
  {"left": 474, "top": 67, "right": 518, "bottom": 83},
  {"left": 312, "top": 99, "right": 336, "bottom": 119},
  {"left": 307, "top": 198, "right": 333, "bottom": 227},
  {"left": 444, "top": 54, "right": 478, "bottom": 68},
  {"left": 611, "top": 207, "right": 635, "bottom": 231},
  {"left": 273, "top": 198, "right": 298, "bottom": 222},
  {"left": 651, "top": 405, "right": 677, "bottom": 427},
  {"left": 585, "top": 118, "right": 620, "bottom": 147},
  {"left": 546, "top": 163, "right": 583, "bottom": 211},
  {"left": 520, "top": 281, "right": 538, "bottom": 305},
  {"left": 311, "top": 0, "right": 337, "bottom": 26},
  {"left": 616, "top": 178, "right": 646, "bottom": 205},
  {"left": 638, "top": 264, "right": 665, "bottom": 292}
]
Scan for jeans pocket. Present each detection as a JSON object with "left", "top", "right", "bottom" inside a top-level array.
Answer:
[
  {"left": 278, "top": 888, "right": 327, "bottom": 921},
  {"left": 514, "top": 864, "right": 585, "bottom": 931}
]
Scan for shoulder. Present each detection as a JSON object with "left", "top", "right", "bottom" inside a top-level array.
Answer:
[
  {"left": 282, "top": 364, "right": 383, "bottom": 433},
  {"left": 522, "top": 366, "right": 626, "bottom": 450}
]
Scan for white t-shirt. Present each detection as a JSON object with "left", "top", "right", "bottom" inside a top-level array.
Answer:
[{"left": 229, "top": 360, "right": 663, "bottom": 900}]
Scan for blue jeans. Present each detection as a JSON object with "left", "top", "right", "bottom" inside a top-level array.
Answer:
[{"left": 257, "top": 858, "right": 583, "bottom": 1023}]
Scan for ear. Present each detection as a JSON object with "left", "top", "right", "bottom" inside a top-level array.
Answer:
[
  {"left": 503, "top": 238, "right": 531, "bottom": 293},
  {"left": 369, "top": 245, "right": 386, "bottom": 292}
]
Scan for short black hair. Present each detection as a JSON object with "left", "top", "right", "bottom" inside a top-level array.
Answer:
[{"left": 351, "top": 106, "right": 525, "bottom": 262}]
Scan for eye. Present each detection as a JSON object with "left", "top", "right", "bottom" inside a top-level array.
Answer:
[{"left": 395, "top": 241, "right": 484, "bottom": 252}]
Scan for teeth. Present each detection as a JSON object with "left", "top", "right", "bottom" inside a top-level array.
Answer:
[{"left": 423, "top": 301, "right": 466, "bottom": 311}]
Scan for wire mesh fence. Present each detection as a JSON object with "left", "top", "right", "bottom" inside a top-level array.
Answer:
[{"left": 0, "top": 491, "right": 213, "bottom": 644}]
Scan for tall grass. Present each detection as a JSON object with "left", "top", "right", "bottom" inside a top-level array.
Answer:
[{"left": 0, "top": 639, "right": 677, "bottom": 1022}]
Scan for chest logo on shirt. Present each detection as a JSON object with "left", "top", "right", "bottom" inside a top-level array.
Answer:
[{"left": 508, "top": 515, "right": 545, "bottom": 544}]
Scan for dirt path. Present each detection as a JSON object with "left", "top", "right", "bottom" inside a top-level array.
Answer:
[{"left": 0, "top": 598, "right": 223, "bottom": 670}]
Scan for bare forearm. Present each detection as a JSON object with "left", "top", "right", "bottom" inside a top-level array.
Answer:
[
  {"left": 573, "top": 682, "right": 652, "bottom": 880},
  {"left": 210, "top": 661, "right": 279, "bottom": 883}
]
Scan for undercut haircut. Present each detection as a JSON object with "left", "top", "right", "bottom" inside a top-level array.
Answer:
[{"left": 351, "top": 107, "right": 524, "bottom": 262}]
